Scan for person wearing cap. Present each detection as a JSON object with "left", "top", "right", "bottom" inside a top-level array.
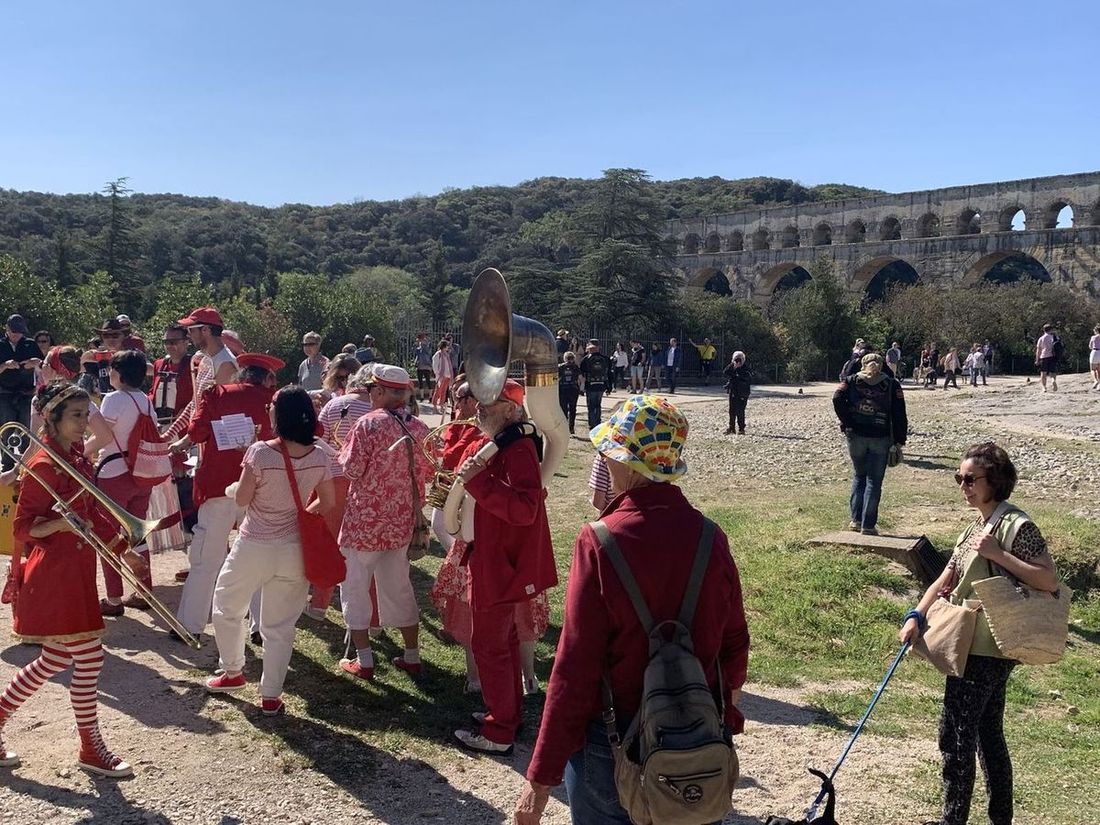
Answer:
[
  {"left": 163, "top": 307, "right": 238, "bottom": 442},
  {"left": 833, "top": 351, "right": 908, "bottom": 536},
  {"left": 516, "top": 396, "right": 749, "bottom": 823},
  {"left": 297, "top": 331, "right": 328, "bottom": 392},
  {"left": 555, "top": 329, "right": 571, "bottom": 359},
  {"left": 354, "top": 335, "right": 377, "bottom": 367},
  {"left": 204, "top": 387, "right": 335, "bottom": 716},
  {"left": 452, "top": 378, "right": 556, "bottom": 755},
  {"left": 172, "top": 353, "right": 281, "bottom": 636},
  {"left": 578, "top": 340, "right": 611, "bottom": 430},
  {"left": 116, "top": 315, "right": 146, "bottom": 353},
  {"left": 0, "top": 315, "right": 42, "bottom": 468},
  {"left": 336, "top": 364, "right": 431, "bottom": 682}
]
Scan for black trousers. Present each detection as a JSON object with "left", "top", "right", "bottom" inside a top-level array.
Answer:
[
  {"left": 667, "top": 368, "right": 679, "bottom": 393},
  {"left": 585, "top": 390, "right": 603, "bottom": 429},
  {"left": 700, "top": 360, "right": 713, "bottom": 384},
  {"left": 939, "top": 655, "right": 1016, "bottom": 825},
  {"left": 559, "top": 388, "right": 579, "bottom": 432},
  {"left": 728, "top": 396, "right": 747, "bottom": 433}
]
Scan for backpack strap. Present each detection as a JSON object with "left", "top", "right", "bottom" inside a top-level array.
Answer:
[
  {"left": 678, "top": 518, "right": 716, "bottom": 627},
  {"left": 590, "top": 520, "right": 653, "bottom": 633}
]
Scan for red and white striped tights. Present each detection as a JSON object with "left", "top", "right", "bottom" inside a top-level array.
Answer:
[{"left": 0, "top": 638, "right": 119, "bottom": 762}]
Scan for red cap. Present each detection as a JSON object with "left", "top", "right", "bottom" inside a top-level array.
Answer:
[
  {"left": 178, "top": 306, "right": 225, "bottom": 327},
  {"left": 236, "top": 353, "right": 285, "bottom": 372},
  {"left": 500, "top": 379, "right": 525, "bottom": 406}
]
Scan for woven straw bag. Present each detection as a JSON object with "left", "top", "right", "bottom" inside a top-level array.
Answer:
[
  {"left": 971, "top": 576, "right": 1071, "bottom": 665},
  {"left": 912, "top": 597, "right": 981, "bottom": 677}
]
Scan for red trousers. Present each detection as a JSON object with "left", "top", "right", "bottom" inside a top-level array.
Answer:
[
  {"left": 471, "top": 603, "right": 522, "bottom": 745},
  {"left": 97, "top": 473, "right": 153, "bottom": 599}
]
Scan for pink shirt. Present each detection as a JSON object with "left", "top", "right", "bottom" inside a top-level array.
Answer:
[
  {"left": 338, "top": 408, "right": 432, "bottom": 552},
  {"left": 239, "top": 441, "right": 334, "bottom": 540},
  {"left": 1036, "top": 332, "right": 1056, "bottom": 359},
  {"left": 318, "top": 391, "right": 373, "bottom": 477}
]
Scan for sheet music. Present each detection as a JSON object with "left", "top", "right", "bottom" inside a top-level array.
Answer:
[{"left": 211, "top": 414, "right": 257, "bottom": 451}]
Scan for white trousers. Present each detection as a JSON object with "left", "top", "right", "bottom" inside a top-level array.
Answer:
[
  {"left": 212, "top": 534, "right": 309, "bottom": 698},
  {"left": 177, "top": 496, "right": 242, "bottom": 634},
  {"left": 339, "top": 546, "right": 419, "bottom": 630}
]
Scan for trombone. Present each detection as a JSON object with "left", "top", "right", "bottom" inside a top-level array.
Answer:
[{"left": 0, "top": 422, "right": 202, "bottom": 649}]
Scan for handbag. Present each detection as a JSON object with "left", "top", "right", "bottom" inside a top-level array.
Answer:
[
  {"left": 393, "top": 416, "right": 430, "bottom": 561},
  {"left": 911, "top": 596, "right": 981, "bottom": 677},
  {"left": 972, "top": 573, "right": 1071, "bottom": 665},
  {"left": 276, "top": 440, "right": 346, "bottom": 589}
]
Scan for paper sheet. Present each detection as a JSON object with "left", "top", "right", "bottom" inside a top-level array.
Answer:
[{"left": 211, "top": 414, "right": 257, "bottom": 451}]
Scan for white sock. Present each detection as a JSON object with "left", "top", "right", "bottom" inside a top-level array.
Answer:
[
  {"left": 402, "top": 648, "right": 420, "bottom": 665},
  {"left": 356, "top": 649, "right": 374, "bottom": 669}
]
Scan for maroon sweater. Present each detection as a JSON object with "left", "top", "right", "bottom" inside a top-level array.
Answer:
[{"left": 527, "top": 483, "right": 750, "bottom": 787}]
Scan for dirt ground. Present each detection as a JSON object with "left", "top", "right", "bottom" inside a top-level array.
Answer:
[{"left": 0, "top": 372, "right": 1095, "bottom": 824}]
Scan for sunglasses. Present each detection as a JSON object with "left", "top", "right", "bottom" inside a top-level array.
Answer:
[{"left": 954, "top": 473, "right": 986, "bottom": 486}]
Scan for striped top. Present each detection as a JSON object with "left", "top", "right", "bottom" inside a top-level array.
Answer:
[
  {"left": 238, "top": 441, "right": 334, "bottom": 540},
  {"left": 317, "top": 391, "right": 373, "bottom": 477}
]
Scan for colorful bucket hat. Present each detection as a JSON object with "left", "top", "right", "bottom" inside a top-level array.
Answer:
[{"left": 589, "top": 394, "right": 689, "bottom": 483}]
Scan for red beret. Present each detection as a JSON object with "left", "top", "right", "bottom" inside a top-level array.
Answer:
[
  {"left": 500, "top": 379, "right": 525, "bottom": 406},
  {"left": 236, "top": 352, "right": 285, "bottom": 372}
]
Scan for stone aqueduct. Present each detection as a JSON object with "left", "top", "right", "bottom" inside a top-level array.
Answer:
[{"left": 668, "top": 171, "right": 1100, "bottom": 305}]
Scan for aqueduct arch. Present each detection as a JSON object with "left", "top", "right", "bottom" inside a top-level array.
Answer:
[{"left": 673, "top": 170, "right": 1100, "bottom": 304}]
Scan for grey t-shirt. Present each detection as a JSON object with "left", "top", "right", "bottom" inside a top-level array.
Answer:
[{"left": 298, "top": 356, "right": 328, "bottom": 391}]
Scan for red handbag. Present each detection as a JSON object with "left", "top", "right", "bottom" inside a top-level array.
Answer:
[{"left": 275, "top": 440, "right": 346, "bottom": 588}]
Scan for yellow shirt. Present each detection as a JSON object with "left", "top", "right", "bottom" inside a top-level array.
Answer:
[{"left": 694, "top": 344, "right": 716, "bottom": 361}]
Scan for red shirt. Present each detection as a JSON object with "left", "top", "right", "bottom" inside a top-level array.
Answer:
[
  {"left": 150, "top": 356, "right": 194, "bottom": 419},
  {"left": 465, "top": 436, "right": 557, "bottom": 611},
  {"left": 526, "top": 483, "right": 750, "bottom": 787},
  {"left": 188, "top": 383, "right": 275, "bottom": 505},
  {"left": 441, "top": 422, "right": 485, "bottom": 472},
  {"left": 122, "top": 334, "right": 146, "bottom": 352}
]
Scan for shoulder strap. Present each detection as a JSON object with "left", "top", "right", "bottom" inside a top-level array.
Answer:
[
  {"left": 678, "top": 518, "right": 716, "bottom": 627},
  {"left": 276, "top": 439, "right": 308, "bottom": 516},
  {"left": 589, "top": 520, "right": 653, "bottom": 633},
  {"left": 391, "top": 413, "right": 422, "bottom": 508}
]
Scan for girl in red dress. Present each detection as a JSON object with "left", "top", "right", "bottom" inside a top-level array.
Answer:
[{"left": 0, "top": 381, "right": 148, "bottom": 777}]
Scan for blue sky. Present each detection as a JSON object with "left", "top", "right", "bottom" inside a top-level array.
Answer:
[{"left": 2, "top": 1, "right": 1097, "bottom": 206}]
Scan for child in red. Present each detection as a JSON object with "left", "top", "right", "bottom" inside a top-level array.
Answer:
[{"left": 0, "top": 381, "right": 147, "bottom": 777}]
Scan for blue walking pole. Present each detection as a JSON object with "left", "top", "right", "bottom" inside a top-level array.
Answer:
[{"left": 805, "top": 642, "right": 911, "bottom": 821}]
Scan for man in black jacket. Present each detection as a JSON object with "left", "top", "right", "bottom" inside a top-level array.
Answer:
[
  {"left": 0, "top": 315, "right": 42, "bottom": 470},
  {"left": 832, "top": 352, "right": 907, "bottom": 536},
  {"left": 578, "top": 340, "right": 611, "bottom": 430}
]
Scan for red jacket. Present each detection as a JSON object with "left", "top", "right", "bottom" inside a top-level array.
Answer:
[
  {"left": 464, "top": 435, "right": 556, "bottom": 612},
  {"left": 188, "top": 383, "right": 274, "bottom": 506},
  {"left": 149, "top": 355, "right": 194, "bottom": 419},
  {"left": 527, "top": 483, "right": 750, "bottom": 787}
]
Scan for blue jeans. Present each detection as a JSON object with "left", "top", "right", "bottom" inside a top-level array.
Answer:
[
  {"left": 847, "top": 433, "right": 891, "bottom": 530},
  {"left": 564, "top": 724, "right": 721, "bottom": 825}
]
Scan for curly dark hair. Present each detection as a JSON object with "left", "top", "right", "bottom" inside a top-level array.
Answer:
[
  {"left": 35, "top": 380, "right": 91, "bottom": 429},
  {"left": 963, "top": 441, "right": 1017, "bottom": 502}
]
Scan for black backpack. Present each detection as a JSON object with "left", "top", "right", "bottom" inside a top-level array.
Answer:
[{"left": 1052, "top": 335, "right": 1065, "bottom": 361}]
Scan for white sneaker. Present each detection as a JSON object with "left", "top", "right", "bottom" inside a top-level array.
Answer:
[
  {"left": 454, "top": 729, "right": 513, "bottom": 755},
  {"left": 523, "top": 676, "right": 541, "bottom": 696}
]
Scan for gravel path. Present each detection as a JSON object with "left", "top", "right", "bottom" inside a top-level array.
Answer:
[{"left": 0, "top": 373, "right": 1094, "bottom": 824}]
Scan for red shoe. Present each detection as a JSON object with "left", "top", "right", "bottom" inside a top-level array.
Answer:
[
  {"left": 77, "top": 743, "right": 133, "bottom": 778},
  {"left": 174, "top": 568, "right": 190, "bottom": 582},
  {"left": 205, "top": 671, "right": 246, "bottom": 693},
  {"left": 261, "top": 697, "right": 285, "bottom": 717},
  {"left": 392, "top": 656, "right": 423, "bottom": 679},
  {"left": 99, "top": 599, "right": 124, "bottom": 617},
  {"left": 338, "top": 659, "right": 374, "bottom": 681}
]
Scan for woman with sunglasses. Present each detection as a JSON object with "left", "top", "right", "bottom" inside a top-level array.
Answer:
[{"left": 900, "top": 443, "right": 1060, "bottom": 825}]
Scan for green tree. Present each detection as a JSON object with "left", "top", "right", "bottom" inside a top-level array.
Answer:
[
  {"left": 97, "top": 177, "right": 142, "bottom": 312},
  {"left": 772, "top": 255, "right": 861, "bottom": 380},
  {"left": 422, "top": 241, "right": 454, "bottom": 328}
]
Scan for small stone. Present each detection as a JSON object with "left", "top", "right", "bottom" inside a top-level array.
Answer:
[
  {"left": 56, "top": 768, "right": 71, "bottom": 778},
  {"left": 1066, "top": 705, "right": 1080, "bottom": 716}
]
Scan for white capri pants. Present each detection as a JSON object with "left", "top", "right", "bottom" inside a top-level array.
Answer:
[
  {"left": 177, "top": 496, "right": 243, "bottom": 634},
  {"left": 339, "top": 546, "right": 419, "bottom": 630},
  {"left": 212, "top": 534, "right": 310, "bottom": 698}
]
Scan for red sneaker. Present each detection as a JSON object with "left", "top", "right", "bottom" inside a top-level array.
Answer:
[
  {"left": 261, "top": 697, "right": 285, "bottom": 717},
  {"left": 205, "top": 671, "right": 246, "bottom": 693},
  {"left": 392, "top": 656, "right": 423, "bottom": 678},
  {"left": 338, "top": 659, "right": 374, "bottom": 681},
  {"left": 77, "top": 744, "right": 133, "bottom": 778}
]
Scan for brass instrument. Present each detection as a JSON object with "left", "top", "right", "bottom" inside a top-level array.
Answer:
[
  {"left": 443, "top": 268, "right": 569, "bottom": 536},
  {"left": 422, "top": 418, "right": 477, "bottom": 509},
  {"left": 0, "top": 422, "right": 202, "bottom": 649}
]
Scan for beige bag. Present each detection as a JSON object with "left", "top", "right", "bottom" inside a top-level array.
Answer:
[
  {"left": 911, "top": 597, "right": 982, "bottom": 677},
  {"left": 971, "top": 576, "right": 1071, "bottom": 665}
]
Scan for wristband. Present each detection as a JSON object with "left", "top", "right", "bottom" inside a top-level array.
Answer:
[{"left": 903, "top": 609, "right": 926, "bottom": 633}]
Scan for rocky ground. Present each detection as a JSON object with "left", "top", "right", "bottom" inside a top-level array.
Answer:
[{"left": 0, "top": 373, "right": 1095, "bottom": 824}]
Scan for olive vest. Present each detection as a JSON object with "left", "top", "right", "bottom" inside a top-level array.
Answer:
[{"left": 948, "top": 502, "right": 1031, "bottom": 659}]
